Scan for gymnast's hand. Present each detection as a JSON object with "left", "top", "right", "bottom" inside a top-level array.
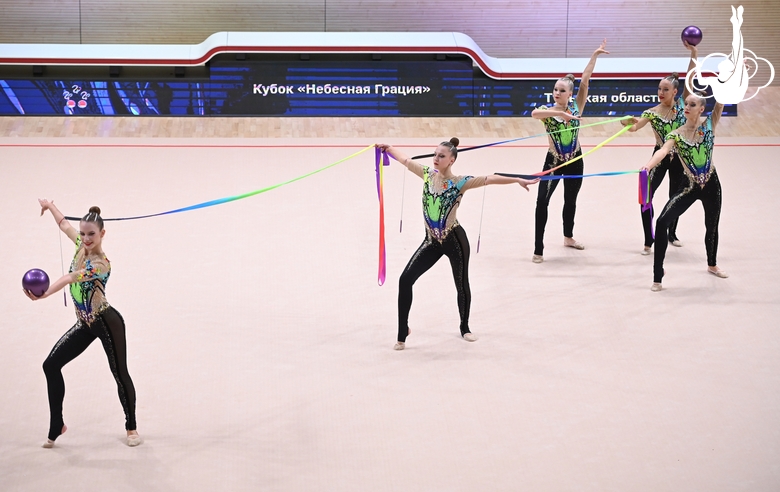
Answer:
[
  {"left": 38, "top": 198, "right": 54, "bottom": 216},
  {"left": 375, "top": 143, "right": 391, "bottom": 151},
  {"left": 23, "top": 288, "right": 45, "bottom": 301},
  {"left": 518, "top": 178, "right": 540, "bottom": 191},
  {"left": 594, "top": 38, "right": 610, "bottom": 57},
  {"left": 622, "top": 117, "right": 638, "bottom": 127}
]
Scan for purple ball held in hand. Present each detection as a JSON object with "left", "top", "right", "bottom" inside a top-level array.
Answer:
[
  {"left": 681, "top": 26, "right": 703, "bottom": 46},
  {"left": 23, "top": 269, "right": 50, "bottom": 297}
]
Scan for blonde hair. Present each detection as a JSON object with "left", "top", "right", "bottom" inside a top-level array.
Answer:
[
  {"left": 663, "top": 72, "right": 680, "bottom": 90},
  {"left": 559, "top": 74, "right": 576, "bottom": 92}
]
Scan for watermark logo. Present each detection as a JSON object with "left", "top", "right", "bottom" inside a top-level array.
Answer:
[{"left": 686, "top": 5, "right": 775, "bottom": 104}]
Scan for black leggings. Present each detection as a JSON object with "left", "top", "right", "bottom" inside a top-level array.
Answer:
[
  {"left": 534, "top": 150, "right": 584, "bottom": 256},
  {"left": 653, "top": 172, "right": 722, "bottom": 283},
  {"left": 642, "top": 147, "right": 684, "bottom": 246},
  {"left": 42, "top": 306, "right": 137, "bottom": 441},
  {"left": 398, "top": 225, "right": 471, "bottom": 342}
]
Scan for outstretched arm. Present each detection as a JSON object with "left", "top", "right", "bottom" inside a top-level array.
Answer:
[
  {"left": 24, "top": 273, "right": 75, "bottom": 300},
  {"left": 577, "top": 39, "right": 610, "bottom": 112},
  {"left": 463, "top": 175, "right": 540, "bottom": 193},
  {"left": 39, "top": 199, "right": 78, "bottom": 244},
  {"left": 24, "top": 256, "right": 108, "bottom": 301},
  {"left": 640, "top": 139, "right": 676, "bottom": 172},
  {"left": 375, "top": 144, "right": 424, "bottom": 178},
  {"left": 623, "top": 116, "right": 650, "bottom": 132},
  {"left": 486, "top": 174, "right": 539, "bottom": 191}
]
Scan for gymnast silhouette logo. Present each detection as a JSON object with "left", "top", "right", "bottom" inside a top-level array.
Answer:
[{"left": 685, "top": 5, "right": 774, "bottom": 104}]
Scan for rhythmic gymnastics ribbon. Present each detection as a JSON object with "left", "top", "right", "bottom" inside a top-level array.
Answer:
[
  {"left": 63, "top": 145, "right": 375, "bottom": 221},
  {"left": 638, "top": 169, "right": 653, "bottom": 238},
  {"left": 638, "top": 169, "right": 651, "bottom": 212},
  {"left": 376, "top": 147, "right": 390, "bottom": 286},
  {"left": 410, "top": 116, "right": 632, "bottom": 160}
]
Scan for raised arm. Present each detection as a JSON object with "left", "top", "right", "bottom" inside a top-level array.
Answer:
[
  {"left": 375, "top": 144, "right": 424, "bottom": 178},
  {"left": 577, "top": 39, "right": 610, "bottom": 112},
  {"left": 39, "top": 199, "right": 78, "bottom": 244},
  {"left": 681, "top": 41, "right": 699, "bottom": 100},
  {"left": 640, "top": 139, "right": 676, "bottom": 172},
  {"left": 711, "top": 102, "right": 724, "bottom": 131}
]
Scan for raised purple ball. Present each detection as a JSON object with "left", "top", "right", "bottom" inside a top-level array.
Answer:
[
  {"left": 23, "top": 268, "right": 50, "bottom": 297},
  {"left": 681, "top": 25, "right": 703, "bottom": 46}
]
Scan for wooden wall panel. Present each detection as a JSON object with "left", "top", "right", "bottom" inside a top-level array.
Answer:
[
  {"left": 0, "top": 0, "right": 777, "bottom": 86},
  {"left": 79, "top": 0, "right": 325, "bottom": 44},
  {"left": 0, "top": 0, "right": 80, "bottom": 43},
  {"left": 325, "top": 0, "right": 570, "bottom": 58}
]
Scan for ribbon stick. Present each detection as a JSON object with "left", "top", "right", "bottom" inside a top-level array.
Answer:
[
  {"left": 64, "top": 145, "right": 375, "bottom": 222},
  {"left": 375, "top": 148, "right": 390, "bottom": 286}
]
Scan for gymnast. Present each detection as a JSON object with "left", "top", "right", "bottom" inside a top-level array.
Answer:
[
  {"left": 375, "top": 139, "right": 538, "bottom": 350},
  {"left": 529, "top": 39, "right": 609, "bottom": 263},
  {"left": 25, "top": 200, "right": 141, "bottom": 447}
]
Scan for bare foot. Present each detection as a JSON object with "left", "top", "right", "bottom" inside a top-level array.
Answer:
[{"left": 43, "top": 424, "right": 67, "bottom": 448}]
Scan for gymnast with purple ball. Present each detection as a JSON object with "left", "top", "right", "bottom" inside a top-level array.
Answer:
[{"left": 24, "top": 199, "right": 141, "bottom": 448}]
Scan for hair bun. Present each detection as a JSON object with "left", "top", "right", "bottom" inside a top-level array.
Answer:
[
  {"left": 564, "top": 74, "right": 575, "bottom": 82},
  {"left": 88, "top": 206, "right": 101, "bottom": 215},
  {"left": 449, "top": 137, "right": 460, "bottom": 147},
  {"left": 671, "top": 72, "right": 679, "bottom": 80}
]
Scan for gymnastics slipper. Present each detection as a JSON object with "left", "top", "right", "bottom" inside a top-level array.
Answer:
[
  {"left": 532, "top": 255, "right": 544, "bottom": 263},
  {"left": 708, "top": 268, "right": 729, "bottom": 278},
  {"left": 42, "top": 439, "right": 55, "bottom": 449},
  {"left": 671, "top": 240, "right": 683, "bottom": 247},
  {"left": 651, "top": 283, "right": 663, "bottom": 292},
  {"left": 462, "top": 333, "right": 478, "bottom": 342},
  {"left": 127, "top": 433, "right": 143, "bottom": 447},
  {"left": 393, "top": 342, "right": 405, "bottom": 351},
  {"left": 565, "top": 241, "right": 585, "bottom": 250},
  {"left": 641, "top": 247, "right": 652, "bottom": 256}
]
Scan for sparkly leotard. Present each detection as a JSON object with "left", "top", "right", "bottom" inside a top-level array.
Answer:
[
  {"left": 538, "top": 99, "right": 581, "bottom": 160},
  {"left": 69, "top": 237, "right": 111, "bottom": 325},
  {"left": 666, "top": 115, "right": 715, "bottom": 187},
  {"left": 421, "top": 165, "right": 486, "bottom": 241},
  {"left": 642, "top": 97, "right": 686, "bottom": 147},
  {"left": 396, "top": 160, "right": 487, "bottom": 343},
  {"left": 43, "top": 236, "right": 136, "bottom": 443}
]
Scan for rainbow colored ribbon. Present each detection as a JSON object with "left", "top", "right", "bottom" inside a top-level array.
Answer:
[
  {"left": 64, "top": 145, "right": 374, "bottom": 221},
  {"left": 410, "top": 116, "right": 633, "bottom": 160},
  {"left": 534, "top": 124, "right": 634, "bottom": 176},
  {"left": 375, "top": 147, "right": 390, "bottom": 286}
]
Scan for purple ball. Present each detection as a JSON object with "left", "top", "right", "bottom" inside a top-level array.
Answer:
[
  {"left": 681, "top": 26, "right": 703, "bottom": 46},
  {"left": 23, "top": 269, "right": 50, "bottom": 297}
]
